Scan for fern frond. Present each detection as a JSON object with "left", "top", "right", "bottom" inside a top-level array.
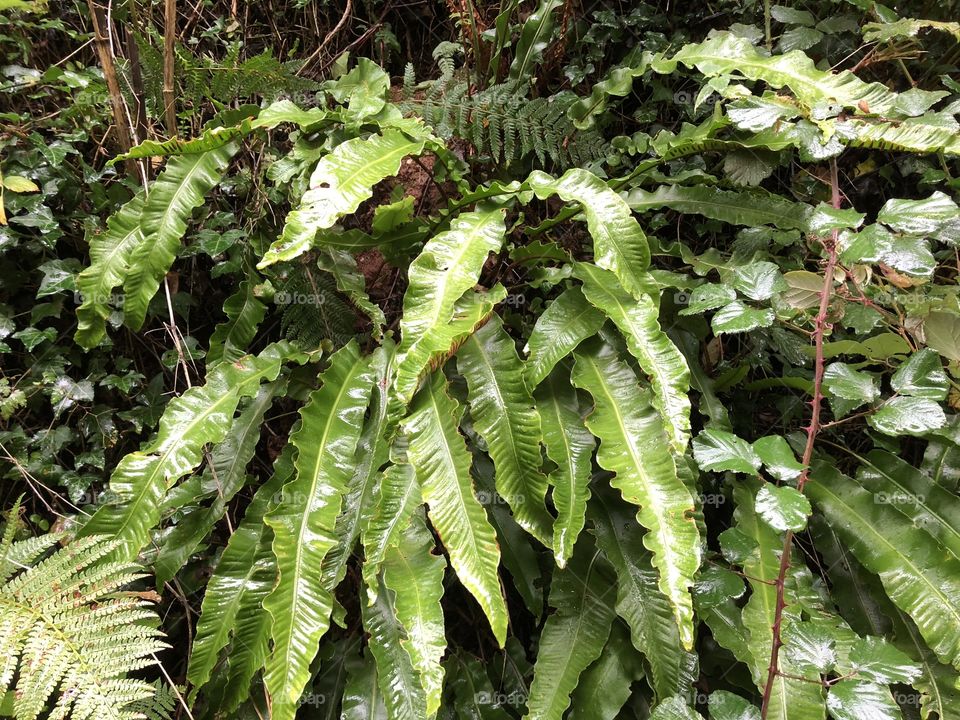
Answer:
[{"left": 0, "top": 532, "right": 170, "bottom": 720}]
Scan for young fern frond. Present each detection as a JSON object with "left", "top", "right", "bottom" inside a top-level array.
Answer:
[{"left": 0, "top": 519, "right": 170, "bottom": 720}]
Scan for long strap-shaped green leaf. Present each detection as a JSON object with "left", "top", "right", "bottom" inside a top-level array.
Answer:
[
  {"left": 207, "top": 277, "right": 268, "bottom": 366},
  {"left": 576, "top": 263, "right": 691, "bottom": 452},
  {"left": 186, "top": 446, "right": 290, "bottom": 697},
  {"left": 524, "top": 286, "right": 605, "bottom": 390},
  {"left": 527, "top": 169, "right": 655, "bottom": 300},
  {"left": 590, "top": 488, "right": 697, "bottom": 701},
  {"left": 523, "top": 542, "right": 616, "bottom": 720},
  {"left": 808, "top": 463, "right": 960, "bottom": 671},
  {"left": 394, "top": 206, "right": 508, "bottom": 405},
  {"left": 508, "top": 0, "right": 563, "bottom": 82},
  {"left": 362, "top": 460, "right": 421, "bottom": 602},
  {"left": 363, "top": 575, "right": 428, "bottom": 720},
  {"left": 258, "top": 129, "right": 429, "bottom": 268},
  {"left": 123, "top": 143, "right": 238, "bottom": 329},
  {"left": 382, "top": 512, "right": 446, "bottom": 718},
  {"left": 79, "top": 341, "right": 301, "bottom": 559},
  {"left": 535, "top": 367, "right": 595, "bottom": 567},
  {"left": 75, "top": 193, "right": 145, "bottom": 349},
  {"left": 154, "top": 381, "right": 280, "bottom": 584},
  {"left": 734, "top": 482, "right": 826, "bottom": 720},
  {"left": 571, "top": 339, "right": 699, "bottom": 649},
  {"left": 854, "top": 449, "right": 960, "bottom": 561},
  {"left": 263, "top": 341, "right": 376, "bottom": 718},
  {"left": 321, "top": 344, "right": 396, "bottom": 596},
  {"left": 403, "top": 373, "right": 508, "bottom": 646},
  {"left": 457, "top": 316, "right": 554, "bottom": 546}
]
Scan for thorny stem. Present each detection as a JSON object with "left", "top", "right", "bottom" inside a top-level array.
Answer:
[{"left": 759, "top": 158, "right": 841, "bottom": 719}]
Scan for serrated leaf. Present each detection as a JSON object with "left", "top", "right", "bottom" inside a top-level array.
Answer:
[
  {"left": 868, "top": 397, "right": 946, "bottom": 436},
  {"left": 263, "top": 341, "right": 376, "bottom": 718},
  {"left": 571, "top": 339, "right": 700, "bottom": 649},
  {"left": 259, "top": 130, "right": 428, "bottom": 267},
  {"left": 123, "top": 144, "right": 237, "bottom": 329},
  {"left": 823, "top": 362, "right": 879, "bottom": 406},
  {"left": 457, "top": 316, "right": 553, "bottom": 545},
  {"left": 394, "top": 207, "right": 507, "bottom": 405},
  {"left": 535, "top": 367, "right": 595, "bottom": 566},
  {"left": 755, "top": 484, "right": 811, "bottom": 532},
  {"left": 523, "top": 543, "right": 616, "bottom": 720},
  {"left": 752, "top": 435, "right": 804, "bottom": 482},
  {"left": 523, "top": 287, "right": 604, "bottom": 389},
  {"left": 528, "top": 170, "right": 655, "bottom": 300},
  {"left": 827, "top": 680, "right": 903, "bottom": 720},
  {"left": 693, "top": 429, "right": 761, "bottom": 475},
  {"left": 678, "top": 283, "right": 736, "bottom": 315},
  {"left": 709, "top": 691, "right": 761, "bottom": 720},
  {"left": 877, "top": 192, "right": 960, "bottom": 238},
  {"left": 575, "top": 263, "right": 691, "bottom": 452},
  {"left": 404, "top": 373, "right": 508, "bottom": 646},
  {"left": 891, "top": 349, "right": 949, "bottom": 400},
  {"left": 711, "top": 301, "right": 775, "bottom": 334},
  {"left": 848, "top": 636, "right": 920, "bottom": 684},
  {"left": 732, "top": 262, "right": 786, "bottom": 301}
]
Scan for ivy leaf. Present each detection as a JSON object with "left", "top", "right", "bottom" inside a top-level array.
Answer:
[
  {"left": 755, "top": 484, "right": 811, "bottom": 532},
  {"left": 711, "top": 301, "right": 775, "bottom": 335},
  {"left": 752, "top": 435, "right": 804, "bottom": 482},
  {"left": 868, "top": 397, "right": 946, "bottom": 436},
  {"left": 693, "top": 429, "right": 761, "bottom": 475},
  {"left": 890, "top": 349, "right": 949, "bottom": 400}
]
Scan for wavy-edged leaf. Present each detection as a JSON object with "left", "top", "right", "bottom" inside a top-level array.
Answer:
[
  {"left": 80, "top": 341, "right": 301, "bottom": 559},
  {"left": 263, "top": 341, "right": 376, "bottom": 718},
  {"left": 382, "top": 511, "right": 446, "bottom": 718},
  {"left": 186, "top": 446, "right": 289, "bottom": 698},
  {"left": 590, "top": 488, "right": 697, "bottom": 700},
  {"left": 657, "top": 30, "right": 899, "bottom": 114},
  {"left": 207, "top": 277, "right": 268, "bottom": 366},
  {"left": 446, "top": 653, "right": 511, "bottom": 720},
  {"left": 523, "top": 286, "right": 605, "bottom": 390},
  {"left": 627, "top": 184, "right": 814, "bottom": 231},
  {"left": 457, "top": 316, "right": 553, "bottom": 545},
  {"left": 394, "top": 206, "right": 507, "bottom": 404},
  {"left": 123, "top": 144, "right": 238, "bottom": 329},
  {"left": 362, "top": 460, "right": 421, "bottom": 602},
  {"left": 527, "top": 170, "right": 655, "bottom": 299},
  {"left": 535, "top": 367, "right": 595, "bottom": 566},
  {"left": 807, "top": 462, "right": 960, "bottom": 670},
  {"left": 575, "top": 263, "right": 691, "bottom": 452},
  {"left": 734, "top": 482, "right": 826, "bottom": 720},
  {"left": 259, "top": 130, "right": 429, "bottom": 268},
  {"left": 836, "top": 114, "right": 960, "bottom": 156},
  {"left": 523, "top": 542, "right": 616, "bottom": 720},
  {"left": 154, "top": 380, "right": 279, "bottom": 583},
  {"left": 321, "top": 344, "right": 395, "bottom": 596},
  {"left": 363, "top": 574, "right": 427, "bottom": 720},
  {"left": 75, "top": 193, "right": 145, "bottom": 349},
  {"left": 403, "top": 372, "right": 508, "bottom": 647},
  {"left": 571, "top": 339, "right": 699, "bottom": 649}
]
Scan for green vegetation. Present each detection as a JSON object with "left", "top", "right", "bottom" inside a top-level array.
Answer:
[{"left": 2, "top": 1, "right": 960, "bottom": 718}]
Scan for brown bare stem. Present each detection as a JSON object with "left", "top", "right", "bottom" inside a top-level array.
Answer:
[
  {"left": 163, "top": 0, "right": 178, "bottom": 137},
  {"left": 759, "top": 157, "right": 842, "bottom": 719}
]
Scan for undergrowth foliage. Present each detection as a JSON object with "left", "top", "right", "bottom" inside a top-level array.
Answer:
[{"left": 3, "top": 2, "right": 960, "bottom": 720}]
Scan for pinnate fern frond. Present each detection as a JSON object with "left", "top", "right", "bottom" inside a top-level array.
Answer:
[{"left": 0, "top": 526, "right": 169, "bottom": 720}]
